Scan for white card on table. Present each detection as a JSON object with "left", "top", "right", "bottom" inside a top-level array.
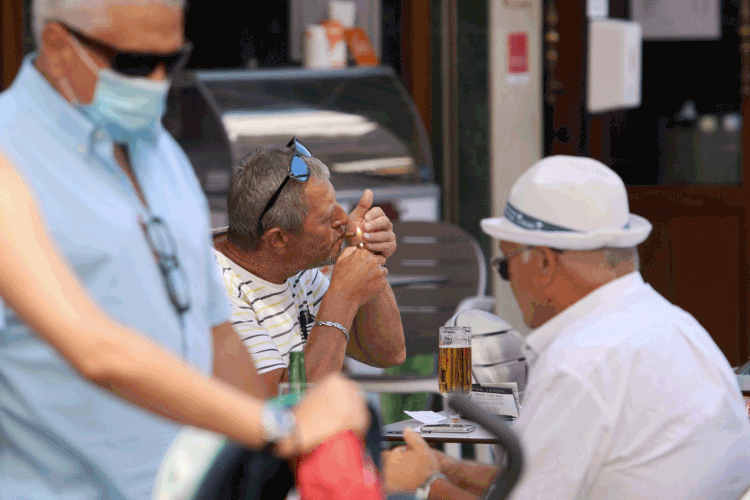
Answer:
[
  {"left": 404, "top": 411, "right": 447, "bottom": 425},
  {"left": 469, "top": 384, "right": 520, "bottom": 418}
]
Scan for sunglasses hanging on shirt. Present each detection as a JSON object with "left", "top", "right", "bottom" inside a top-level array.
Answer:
[
  {"left": 299, "top": 308, "right": 314, "bottom": 342},
  {"left": 291, "top": 275, "right": 314, "bottom": 342}
]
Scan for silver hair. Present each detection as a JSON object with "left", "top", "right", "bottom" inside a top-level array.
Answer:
[
  {"left": 227, "top": 147, "right": 330, "bottom": 251},
  {"left": 600, "top": 247, "right": 639, "bottom": 269},
  {"left": 554, "top": 246, "right": 639, "bottom": 270},
  {"left": 32, "top": 0, "right": 185, "bottom": 48}
]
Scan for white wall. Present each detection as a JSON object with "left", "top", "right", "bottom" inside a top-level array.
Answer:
[{"left": 489, "top": 0, "right": 543, "bottom": 335}]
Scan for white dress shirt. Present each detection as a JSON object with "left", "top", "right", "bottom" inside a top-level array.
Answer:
[{"left": 509, "top": 272, "right": 750, "bottom": 500}]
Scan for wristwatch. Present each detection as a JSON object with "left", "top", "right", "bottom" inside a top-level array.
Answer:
[
  {"left": 415, "top": 471, "right": 448, "bottom": 500},
  {"left": 260, "top": 402, "right": 297, "bottom": 447}
]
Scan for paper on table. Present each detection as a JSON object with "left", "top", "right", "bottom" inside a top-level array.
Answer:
[
  {"left": 404, "top": 411, "right": 447, "bottom": 425},
  {"left": 469, "top": 385, "right": 519, "bottom": 418},
  {"left": 482, "top": 382, "right": 521, "bottom": 410}
]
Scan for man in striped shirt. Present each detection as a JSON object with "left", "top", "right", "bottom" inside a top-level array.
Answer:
[{"left": 214, "top": 142, "right": 406, "bottom": 396}]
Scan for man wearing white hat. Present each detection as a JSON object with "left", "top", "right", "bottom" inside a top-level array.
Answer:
[{"left": 381, "top": 156, "right": 750, "bottom": 500}]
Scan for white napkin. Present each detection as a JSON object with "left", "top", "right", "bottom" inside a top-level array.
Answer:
[{"left": 404, "top": 411, "right": 446, "bottom": 425}]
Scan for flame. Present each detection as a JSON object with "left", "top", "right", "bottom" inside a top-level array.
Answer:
[{"left": 356, "top": 226, "right": 363, "bottom": 239}]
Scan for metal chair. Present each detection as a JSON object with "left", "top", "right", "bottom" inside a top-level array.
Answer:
[{"left": 448, "top": 395, "right": 524, "bottom": 500}]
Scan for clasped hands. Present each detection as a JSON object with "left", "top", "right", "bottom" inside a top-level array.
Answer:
[
  {"left": 345, "top": 188, "right": 396, "bottom": 263},
  {"left": 330, "top": 189, "right": 395, "bottom": 306}
]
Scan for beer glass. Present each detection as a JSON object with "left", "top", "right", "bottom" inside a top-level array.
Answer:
[{"left": 438, "top": 326, "right": 472, "bottom": 426}]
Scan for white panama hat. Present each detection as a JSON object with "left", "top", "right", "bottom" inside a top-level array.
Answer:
[{"left": 481, "top": 155, "right": 652, "bottom": 250}]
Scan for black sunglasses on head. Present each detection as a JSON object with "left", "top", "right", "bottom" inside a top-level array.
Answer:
[
  {"left": 61, "top": 22, "right": 193, "bottom": 77},
  {"left": 256, "top": 137, "right": 312, "bottom": 236}
]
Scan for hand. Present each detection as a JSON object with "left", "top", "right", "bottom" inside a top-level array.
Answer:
[
  {"left": 382, "top": 428, "right": 440, "bottom": 492},
  {"left": 329, "top": 245, "right": 389, "bottom": 307},
  {"left": 432, "top": 447, "right": 458, "bottom": 473},
  {"left": 275, "top": 374, "right": 369, "bottom": 458},
  {"left": 347, "top": 189, "right": 397, "bottom": 262}
]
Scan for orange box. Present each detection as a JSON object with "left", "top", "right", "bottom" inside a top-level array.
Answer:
[{"left": 344, "top": 27, "right": 379, "bottom": 66}]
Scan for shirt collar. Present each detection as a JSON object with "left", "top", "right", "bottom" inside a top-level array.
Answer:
[
  {"left": 214, "top": 249, "right": 289, "bottom": 293},
  {"left": 13, "top": 53, "right": 108, "bottom": 156},
  {"left": 524, "top": 272, "right": 645, "bottom": 360}
]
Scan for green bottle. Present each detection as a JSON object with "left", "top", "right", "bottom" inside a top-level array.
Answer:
[{"left": 288, "top": 350, "right": 307, "bottom": 398}]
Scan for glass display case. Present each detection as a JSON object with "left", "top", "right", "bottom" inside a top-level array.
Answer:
[{"left": 163, "top": 66, "right": 439, "bottom": 227}]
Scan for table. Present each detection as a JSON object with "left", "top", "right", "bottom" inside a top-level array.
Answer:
[
  {"left": 381, "top": 411, "right": 514, "bottom": 444},
  {"left": 382, "top": 411, "right": 515, "bottom": 464}
]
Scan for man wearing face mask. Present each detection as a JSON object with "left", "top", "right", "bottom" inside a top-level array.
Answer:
[{"left": 0, "top": 1, "right": 292, "bottom": 499}]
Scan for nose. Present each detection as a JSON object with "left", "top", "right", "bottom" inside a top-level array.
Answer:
[
  {"left": 148, "top": 62, "right": 168, "bottom": 81},
  {"left": 333, "top": 205, "right": 348, "bottom": 228}
]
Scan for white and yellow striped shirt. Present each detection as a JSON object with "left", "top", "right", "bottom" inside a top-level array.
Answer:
[{"left": 213, "top": 249, "right": 330, "bottom": 374}]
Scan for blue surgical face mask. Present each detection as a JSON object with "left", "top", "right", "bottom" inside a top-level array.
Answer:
[{"left": 68, "top": 36, "right": 170, "bottom": 144}]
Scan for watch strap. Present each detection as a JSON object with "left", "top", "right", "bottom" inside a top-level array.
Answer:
[{"left": 415, "top": 471, "right": 448, "bottom": 500}]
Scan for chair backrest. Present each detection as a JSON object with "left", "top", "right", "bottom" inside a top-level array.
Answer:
[
  {"left": 447, "top": 309, "right": 527, "bottom": 396},
  {"left": 388, "top": 221, "right": 486, "bottom": 356}
]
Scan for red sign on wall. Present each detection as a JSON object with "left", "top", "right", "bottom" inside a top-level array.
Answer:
[{"left": 508, "top": 32, "right": 529, "bottom": 74}]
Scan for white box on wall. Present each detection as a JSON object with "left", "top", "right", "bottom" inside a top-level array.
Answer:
[{"left": 587, "top": 19, "right": 642, "bottom": 113}]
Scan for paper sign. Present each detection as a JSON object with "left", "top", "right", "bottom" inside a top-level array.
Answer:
[
  {"left": 345, "top": 27, "right": 379, "bottom": 66},
  {"left": 507, "top": 32, "right": 530, "bottom": 86},
  {"left": 508, "top": 32, "right": 528, "bottom": 74},
  {"left": 404, "top": 411, "right": 447, "bottom": 425},
  {"left": 469, "top": 385, "right": 519, "bottom": 418},
  {"left": 483, "top": 382, "right": 520, "bottom": 410}
]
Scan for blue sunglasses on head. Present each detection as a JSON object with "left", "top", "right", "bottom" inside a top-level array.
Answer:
[{"left": 256, "top": 137, "right": 312, "bottom": 235}]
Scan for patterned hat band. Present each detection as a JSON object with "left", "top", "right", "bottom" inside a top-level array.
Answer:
[{"left": 504, "top": 202, "right": 630, "bottom": 233}]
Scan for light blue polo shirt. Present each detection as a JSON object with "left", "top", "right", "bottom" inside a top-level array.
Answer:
[{"left": 0, "top": 55, "right": 231, "bottom": 499}]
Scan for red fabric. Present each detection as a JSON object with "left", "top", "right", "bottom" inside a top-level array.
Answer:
[{"left": 295, "top": 430, "right": 385, "bottom": 500}]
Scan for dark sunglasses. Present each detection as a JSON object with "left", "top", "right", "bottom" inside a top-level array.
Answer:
[
  {"left": 492, "top": 246, "right": 565, "bottom": 281},
  {"left": 256, "top": 137, "right": 312, "bottom": 236},
  {"left": 141, "top": 216, "right": 191, "bottom": 315},
  {"left": 62, "top": 23, "right": 193, "bottom": 77},
  {"left": 492, "top": 246, "right": 532, "bottom": 281}
]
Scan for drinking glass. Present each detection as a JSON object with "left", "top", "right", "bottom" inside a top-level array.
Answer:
[{"left": 438, "top": 326, "right": 472, "bottom": 426}]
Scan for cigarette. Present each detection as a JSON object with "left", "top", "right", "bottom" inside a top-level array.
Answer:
[{"left": 344, "top": 227, "right": 366, "bottom": 248}]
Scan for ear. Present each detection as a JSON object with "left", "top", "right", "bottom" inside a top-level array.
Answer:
[
  {"left": 263, "top": 227, "right": 289, "bottom": 253},
  {"left": 534, "top": 247, "right": 560, "bottom": 285},
  {"left": 39, "top": 22, "right": 75, "bottom": 79}
]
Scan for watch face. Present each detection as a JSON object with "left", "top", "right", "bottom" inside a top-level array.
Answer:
[{"left": 262, "top": 404, "right": 296, "bottom": 443}]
